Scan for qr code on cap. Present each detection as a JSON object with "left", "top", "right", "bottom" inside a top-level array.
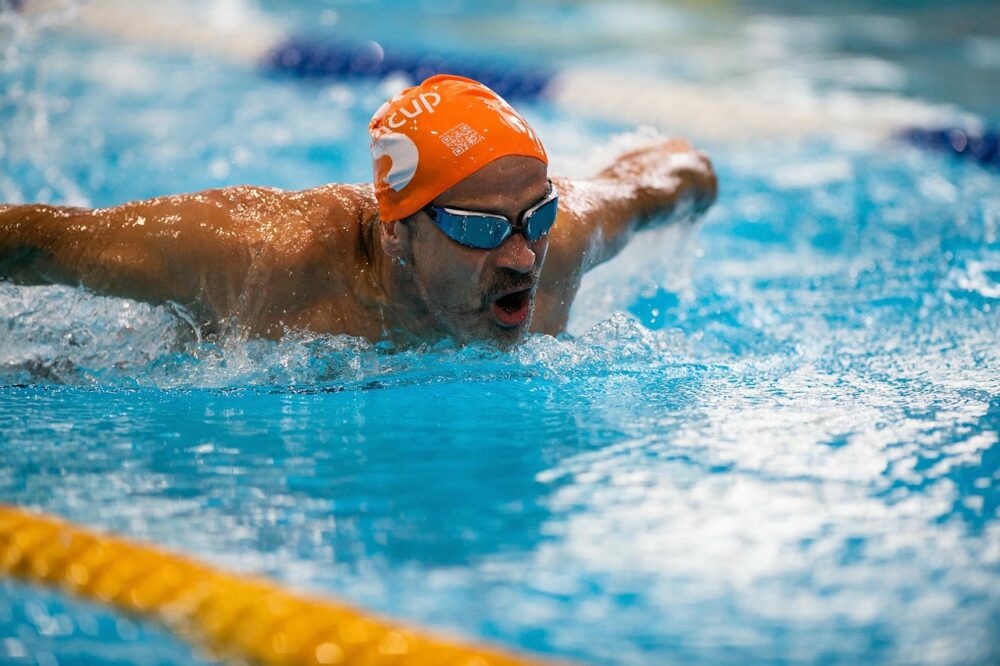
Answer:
[{"left": 440, "top": 123, "right": 484, "bottom": 156}]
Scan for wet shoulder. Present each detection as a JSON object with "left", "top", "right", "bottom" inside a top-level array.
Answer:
[{"left": 210, "top": 183, "right": 373, "bottom": 267}]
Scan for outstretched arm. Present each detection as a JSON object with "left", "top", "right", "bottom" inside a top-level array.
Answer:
[
  {"left": 0, "top": 186, "right": 334, "bottom": 324},
  {"left": 548, "top": 139, "right": 717, "bottom": 274}
]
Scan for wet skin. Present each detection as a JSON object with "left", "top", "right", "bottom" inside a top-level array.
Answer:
[{"left": 0, "top": 140, "right": 717, "bottom": 346}]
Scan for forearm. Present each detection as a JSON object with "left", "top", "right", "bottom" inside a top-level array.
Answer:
[
  {"left": 554, "top": 141, "right": 717, "bottom": 275},
  {"left": 0, "top": 204, "right": 94, "bottom": 285},
  {"left": 0, "top": 199, "right": 242, "bottom": 317},
  {"left": 1, "top": 187, "right": 338, "bottom": 329}
]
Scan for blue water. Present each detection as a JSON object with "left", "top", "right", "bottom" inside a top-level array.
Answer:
[{"left": 2, "top": 1, "right": 999, "bottom": 664}]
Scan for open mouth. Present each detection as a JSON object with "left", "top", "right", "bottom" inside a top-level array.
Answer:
[{"left": 492, "top": 288, "right": 532, "bottom": 328}]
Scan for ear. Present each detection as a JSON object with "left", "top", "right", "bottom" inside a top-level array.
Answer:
[{"left": 378, "top": 220, "right": 411, "bottom": 260}]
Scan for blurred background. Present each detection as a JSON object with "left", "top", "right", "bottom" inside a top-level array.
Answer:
[
  {"left": 1, "top": 2, "right": 998, "bottom": 666},
  {"left": 2, "top": 0, "right": 999, "bottom": 207}
]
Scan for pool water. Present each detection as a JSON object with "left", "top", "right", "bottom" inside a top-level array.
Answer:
[{"left": 2, "top": 1, "right": 999, "bottom": 664}]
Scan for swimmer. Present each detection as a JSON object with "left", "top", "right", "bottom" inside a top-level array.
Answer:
[{"left": 0, "top": 75, "right": 716, "bottom": 346}]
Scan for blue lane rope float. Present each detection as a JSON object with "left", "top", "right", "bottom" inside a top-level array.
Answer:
[
  {"left": 899, "top": 127, "right": 1000, "bottom": 168},
  {"left": 263, "top": 38, "right": 556, "bottom": 102}
]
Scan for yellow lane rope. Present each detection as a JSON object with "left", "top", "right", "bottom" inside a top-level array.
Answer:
[{"left": 0, "top": 504, "right": 548, "bottom": 666}]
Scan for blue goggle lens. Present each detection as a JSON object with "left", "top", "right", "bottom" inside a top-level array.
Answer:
[
  {"left": 425, "top": 187, "right": 558, "bottom": 250},
  {"left": 524, "top": 196, "right": 558, "bottom": 241}
]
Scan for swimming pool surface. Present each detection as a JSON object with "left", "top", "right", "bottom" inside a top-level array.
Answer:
[{"left": 1, "top": 1, "right": 999, "bottom": 664}]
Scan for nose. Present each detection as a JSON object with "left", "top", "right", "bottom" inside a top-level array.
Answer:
[{"left": 493, "top": 231, "right": 536, "bottom": 274}]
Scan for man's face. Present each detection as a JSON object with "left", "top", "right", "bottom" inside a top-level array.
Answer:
[{"left": 402, "top": 155, "right": 551, "bottom": 345}]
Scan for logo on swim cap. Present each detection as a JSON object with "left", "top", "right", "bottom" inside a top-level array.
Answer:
[
  {"left": 440, "top": 123, "right": 484, "bottom": 156},
  {"left": 371, "top": 132, "right": 419, "bottom": 192}
]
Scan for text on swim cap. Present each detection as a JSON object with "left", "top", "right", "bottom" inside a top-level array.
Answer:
[{"left": 386, "top": 93, "right": 441, "bottom": 129}]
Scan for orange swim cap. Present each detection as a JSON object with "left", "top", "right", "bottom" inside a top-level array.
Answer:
[{"left": 368, "top": 75, "right": 548, "bottom": 222}]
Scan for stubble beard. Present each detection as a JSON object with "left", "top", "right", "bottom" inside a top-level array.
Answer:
[{"left": 415, "top": 269, "right": 538, "bottom": 347}]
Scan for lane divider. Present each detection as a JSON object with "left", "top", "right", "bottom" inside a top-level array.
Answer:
[
  {"left": 14, "top": 0, "right": 997, "bottom": 162},
  {"left": 0, "top": 504, "right": 548, "bottom": 666}
]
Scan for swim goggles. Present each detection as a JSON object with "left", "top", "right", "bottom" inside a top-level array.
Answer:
[{"left": 423, "top": 181, "right": 558, "bottom": 250}]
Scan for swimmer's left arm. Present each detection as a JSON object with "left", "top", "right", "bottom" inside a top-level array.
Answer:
[{"left": 549, "top": 140, "right": 717, "bottom": 274}]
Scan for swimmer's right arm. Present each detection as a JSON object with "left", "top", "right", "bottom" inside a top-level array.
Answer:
[
  {"left": 0, "top": 188, "right": 330, "bottom": 322},
  {"left": 543, "top": 140, "right": 716, "bottom": 280}
]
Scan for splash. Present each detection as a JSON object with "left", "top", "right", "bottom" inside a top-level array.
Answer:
[{"left": 0, "top": 278, "right": 692, "bottom": 390}]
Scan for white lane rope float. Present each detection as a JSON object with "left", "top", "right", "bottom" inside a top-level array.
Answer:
[{"left": 10, "top": 0, "right": 999, "bottom": 162}]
